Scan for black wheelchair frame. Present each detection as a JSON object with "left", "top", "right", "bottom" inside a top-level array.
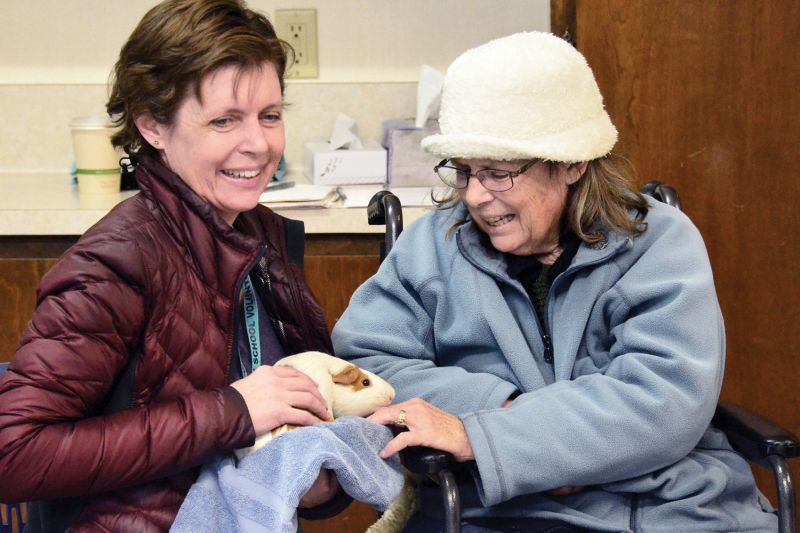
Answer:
[{"left": 367, "top": 184, "right": 799, "bottom": 533}]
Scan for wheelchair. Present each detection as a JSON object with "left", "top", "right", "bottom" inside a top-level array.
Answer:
[{"left": 367, "top": 185, "right": 799, "bottom": 533}]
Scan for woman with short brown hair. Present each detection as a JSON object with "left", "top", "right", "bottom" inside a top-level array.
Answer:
[{"left": 0, "top": 1, "right": 345, "bottom": 530}]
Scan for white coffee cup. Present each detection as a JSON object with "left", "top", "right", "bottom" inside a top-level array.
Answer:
[{"left": 70, "top": 116, "right": 124, "bottom": 195}]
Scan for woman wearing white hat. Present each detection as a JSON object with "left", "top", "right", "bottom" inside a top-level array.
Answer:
[{"left": 333, "top": 32, "right": 777, "bottom": 531}]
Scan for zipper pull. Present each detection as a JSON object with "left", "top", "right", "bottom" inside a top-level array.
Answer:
[{"left": 542, "top": 334, "right": 554, "bottom": 364}]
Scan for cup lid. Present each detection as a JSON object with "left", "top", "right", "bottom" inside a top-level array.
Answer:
[{"left": 69, "top": 116, "right": 114, "bottom": 130}]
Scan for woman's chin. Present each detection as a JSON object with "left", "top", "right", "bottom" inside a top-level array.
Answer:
[
  {"left": 230, "top": 196, "right": 262, "bottom": 214},
  {"left": 489, "top": 236, "right": 518, "bottom": 254},
  {"left": 214, "top": 193, "right": 265, "bottom": 224},
  {"left": 488, "top": 235, "right": 536, "bottom": 256},
  {"left": 220, "top": 177, "right": 269, "bottom": 206}
]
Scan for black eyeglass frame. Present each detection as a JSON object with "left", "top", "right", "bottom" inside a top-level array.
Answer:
[{"left": 433, "top": 159, "right": 539, "bottom": 192}]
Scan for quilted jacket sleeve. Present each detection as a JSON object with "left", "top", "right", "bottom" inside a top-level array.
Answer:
[{"left": 0, "top": 232, "right": 252, "bottom": 503}]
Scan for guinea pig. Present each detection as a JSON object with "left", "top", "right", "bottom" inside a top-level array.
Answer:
[{"left": 235, "top": 351, "right": 395, "bottom": 460}]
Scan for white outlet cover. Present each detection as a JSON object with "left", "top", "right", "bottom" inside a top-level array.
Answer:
[{"left": 275, "top": 9, "right": 319, "bottom": 79}]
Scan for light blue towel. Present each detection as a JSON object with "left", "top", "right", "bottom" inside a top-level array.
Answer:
[{"left": 171, "top": 416, "right": 404, "bottom": 533}]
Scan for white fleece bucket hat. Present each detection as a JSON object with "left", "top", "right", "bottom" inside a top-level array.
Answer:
[{"left": 421, "top": 32, "right": 617, "bottom": 163}]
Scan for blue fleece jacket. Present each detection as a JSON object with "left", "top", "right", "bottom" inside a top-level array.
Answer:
[{"left": 332, "top": 199, "right": 777, "bottom": 532}]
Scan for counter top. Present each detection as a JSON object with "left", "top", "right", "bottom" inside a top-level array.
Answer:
[{"left": 0, "top": 173, "right": 435, "bottom": 236}]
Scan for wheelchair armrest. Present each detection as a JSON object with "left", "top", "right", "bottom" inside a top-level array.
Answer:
[
  {"left": 401, "top": 445, "right": 456, "bottom": 475},
  {"left": 401, "top": 445, "right": 463, "bottom": 533},
  {"left": 713, "top": 401, "right": 800, "bottom": 465},
  {"left": 398, "top": 403, "right": 800, "bottom": 471}
]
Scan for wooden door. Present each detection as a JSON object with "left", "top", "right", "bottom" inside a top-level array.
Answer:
[{"left": 553, "top": 0, "right": 800, "bottom": 509}]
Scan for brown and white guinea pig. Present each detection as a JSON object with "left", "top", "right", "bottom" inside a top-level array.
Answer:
[{"left": 235, "top": 351, "right": 395, "bottom": 460}]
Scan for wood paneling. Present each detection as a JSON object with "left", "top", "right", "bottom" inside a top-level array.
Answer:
[
  {"left": 554, "top": 0, "right": 800, "bottom": 509},
  {"left": 0, "top": 237, "right": 77, "bottom": 360},
  {"left": 0, "top": 259, "right": 58, "bottom": 361},
  {"left": 304, "top": 235, "right": 382, "bottom": 332}
]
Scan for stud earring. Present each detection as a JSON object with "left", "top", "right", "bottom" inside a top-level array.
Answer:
[{"left": 153, "top": 140, "right": 160, "bottom": 146}]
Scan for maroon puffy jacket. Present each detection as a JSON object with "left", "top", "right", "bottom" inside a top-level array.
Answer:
[{"left": 0, "top": 155, "right": 333, "bottom": 531}]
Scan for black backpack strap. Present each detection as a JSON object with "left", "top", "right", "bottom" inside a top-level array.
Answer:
[{"left": 283, "top": 217, "right": 305, "bottom": 269}]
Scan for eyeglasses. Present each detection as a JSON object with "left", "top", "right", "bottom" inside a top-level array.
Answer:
[{"left": 434, "top": 159, "right": 539, "bottom": 192}]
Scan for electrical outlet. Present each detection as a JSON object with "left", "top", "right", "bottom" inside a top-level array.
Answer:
[{"left": 275, "top": 9, "right": 319, "bottom": 79}]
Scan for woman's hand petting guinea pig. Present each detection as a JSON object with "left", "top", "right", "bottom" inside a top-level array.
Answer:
[
  {"left": 231, "top": 365, "right": 331, "bottom": 435},
  {"left": 368, "top": 397, "right": 474, "bottom": 462}
]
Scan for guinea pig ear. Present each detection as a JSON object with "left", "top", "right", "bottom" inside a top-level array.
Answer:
[{"left": 331, "top": 365, "right": 360, "bottom": 385}]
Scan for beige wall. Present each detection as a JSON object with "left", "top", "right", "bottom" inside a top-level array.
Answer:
[{"left": 0, "top": 0, "right": 548, "bottom": 173}]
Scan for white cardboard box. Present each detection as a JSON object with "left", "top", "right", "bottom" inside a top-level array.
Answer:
[{"left": 303, "top": 140, "right": 387, "bottom": 185}]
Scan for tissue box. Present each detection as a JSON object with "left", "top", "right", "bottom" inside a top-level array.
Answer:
[
  {"left": 303, "top": 140, "right": 387, "bottom": 185},
  {"left": 381, "top": 119, "right": 441, "bottom": 187}
]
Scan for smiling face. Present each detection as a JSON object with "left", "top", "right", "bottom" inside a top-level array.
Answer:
[
  {"left": 137, "top": 61, "right": 285, "bottom": 225},
  {"left": 456, "top": 159, "right": 584, "bottom": 257}
]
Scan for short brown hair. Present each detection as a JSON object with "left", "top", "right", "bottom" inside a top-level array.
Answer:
[{"left": 106, "top": 0, "right": 292, "bottom": 158}]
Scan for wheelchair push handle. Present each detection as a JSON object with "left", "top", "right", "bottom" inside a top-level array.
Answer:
[
  {"left": 368, "top": 191, "right": 403, "bottom": 261},
  {"left": 641, "top": 180, "right": 682, "bottom": 210}
]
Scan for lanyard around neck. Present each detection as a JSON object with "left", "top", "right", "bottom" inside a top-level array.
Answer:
[{"left": 240, "top": 275, "right": 261, "bottom": 377}]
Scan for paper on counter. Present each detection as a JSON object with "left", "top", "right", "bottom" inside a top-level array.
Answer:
[
  {"left": 328, "top": 113, "right": 363, "bottom": 150},
  {"left": 415, "top": 65, "right": 444, "bottom": 128},
  {"left": 259, "top": 184, "right": 343, "bottom": 208},
  {"left": 259, "top": 181, "right": 446, "bottom": 209},
  {"left": 337, "top": 185, "right": 448, "bottom": 208}
]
